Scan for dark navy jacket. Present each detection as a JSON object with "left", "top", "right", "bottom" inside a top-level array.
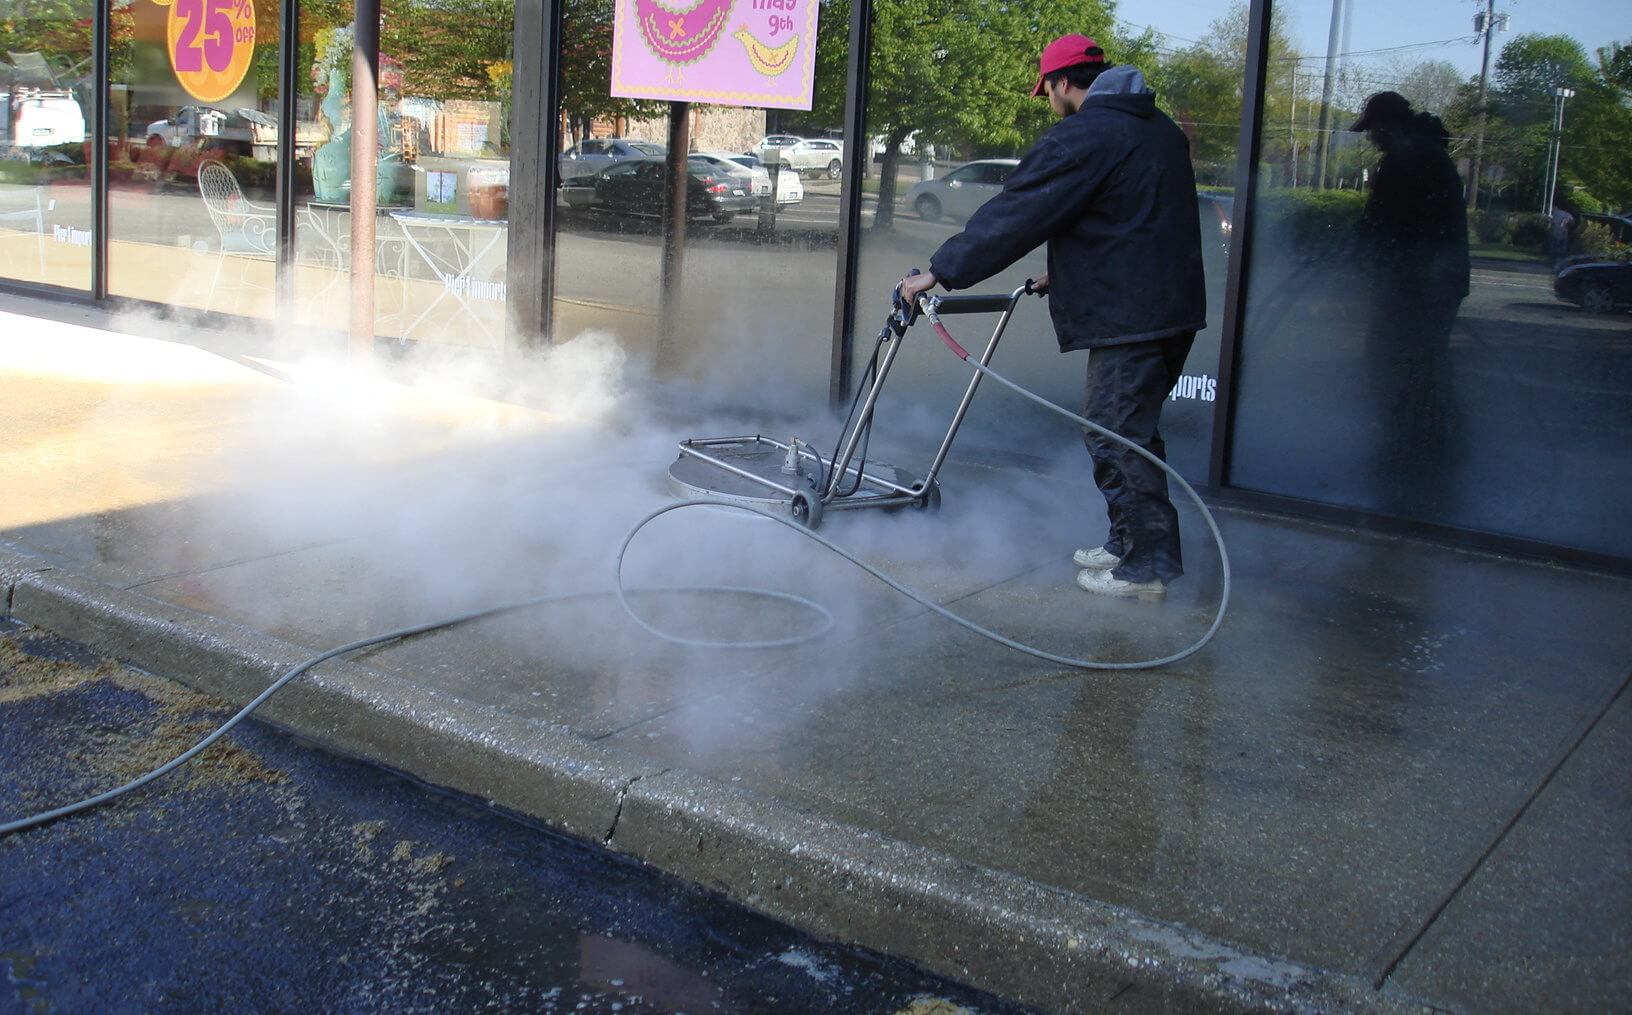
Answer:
[{"left": 929, "top": 67, "right": 1207, "bottom": 351}]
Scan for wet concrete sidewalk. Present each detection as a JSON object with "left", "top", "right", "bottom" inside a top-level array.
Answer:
[{"left": 2, "top": 295, "right": 1629, "bottom": 1012}]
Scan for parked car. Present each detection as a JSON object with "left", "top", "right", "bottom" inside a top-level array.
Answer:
[
  {"left": 749, "top": 134, "right": 804, "bottom": 159},
  {"left": 905, "top": 159, "right": 1018, "bottom": 222},
  {"left": 724, "top": 153, "right": 804, "bottom": 205},
  {"left": 777, "top": 138, "right": 844, "bottom": 180},
  {"left": 1553, "top": 258, "right": 1632, "bottom": 313},
  {"left": 558, "top": 138, "right": 667, "bottom": 182},
  {"left": 0, "top": 90, "right": 85, "bottom": 147},
  {"left": 561, "top": 157, "right": 754, "bottom": 222},
  {"left": 1197, "top": 191, "right": 1234, "bottom": 253}
]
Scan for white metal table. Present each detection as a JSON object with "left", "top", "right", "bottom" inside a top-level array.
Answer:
[{"left": 388, "top": 210, "right": 508, "bottom": 345}]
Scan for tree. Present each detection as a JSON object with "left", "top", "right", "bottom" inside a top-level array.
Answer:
[
  {"left": 1393, "top": 59, "right": 1466, "bottom": 121},
  {"left": 1491, "top": 33, "right": 1632, "bottom": 211},
  {"left": 556, "top": 0, "right": 664, "bottom": 140},
  {"left": 1153, "top": 1, "right": 1298, "bottom": 183},
  {"left": 813, "top": 0, "right": 1115, "bottom": 230}
]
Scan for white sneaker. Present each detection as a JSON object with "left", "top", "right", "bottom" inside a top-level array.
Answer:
[
  {"left": 1071, "top": 546, "right": 1122, "bottom": 571},
  {"left": 1076, "top": 568, "right": 1166, "bottom": 601}
]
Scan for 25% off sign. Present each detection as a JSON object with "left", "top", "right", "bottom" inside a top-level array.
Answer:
[{"left": 157, "top": 0, "right": 257, "bottom": 104}]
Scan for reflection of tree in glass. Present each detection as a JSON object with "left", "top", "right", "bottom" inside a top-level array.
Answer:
[
  {"left": 813, "top": 0, "right": 1122, "bottom": 230},
  {"left": 559, "top": 0, "right": 663, "bottom": 141},
  {"left": 1490, "top": 33, "right": 1632, "bottom": 213},
  {"left": 301, "top": 0, "right": 512, "bottom": 102},
  {"left": 0, "top": 0, "right": 135, "bottom": 138}
]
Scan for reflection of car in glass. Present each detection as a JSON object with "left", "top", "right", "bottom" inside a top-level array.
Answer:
[
  {"left": 144, "top": 106, "right": 275, "bottom": 157},
  {"left": 561, "top": 157, "right": 755, "bottom": 222},
  {"left": 1554, "top": 259, "right": 1632, "bottom": 314},
  {"left": 1197, "top": 191, "right": 1234, "bottom": 252},
  {"left": 749, "top": 134, "right": 804, "bottom": 159},
  {"left": 905, "top": 159, "right": 1017, "bottom": 222},
  {"left": 0, "top": 90, "right": 86, "bottom": 147},
  {"left": 777, "top": 138, "right": 844, "bottom": 180},
  {"left": 720, "top": 152, "right": 804, "bottom": 205},
  {"left": 558, "top": 138, "right": 667, "bottom": 181}
]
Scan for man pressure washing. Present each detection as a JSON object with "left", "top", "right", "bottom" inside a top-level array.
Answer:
[{"left": 898, "top": 35, "right": 1206, "bottom": 600}]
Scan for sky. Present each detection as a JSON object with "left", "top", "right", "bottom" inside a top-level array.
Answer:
[{"left": 1120, "top": 0, "right": 1626, "bottom": 80}]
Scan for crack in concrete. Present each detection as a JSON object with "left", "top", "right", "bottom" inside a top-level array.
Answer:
[
  {"left": 1370, "top": 668, "right": 1632, "bottom": 989},
  {"left": 603, "top": 767, "right": 670, "bottom": 846}
]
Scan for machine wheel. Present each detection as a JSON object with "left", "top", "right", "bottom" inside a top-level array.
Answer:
[
  {"left": 1580, "top": 285, "right": 1615, "bottom": 314},
  {"left": 915, "top": 195, "right": 942, "bottom": 222},
  {"left": 790, "top": 489, "right": 824, "bottom": 529},
  {"left": 912, "top": 481, "right": 941, "bottom": 512},
  {"left": 827, "top": 159, "right": 842, "bottom": 180}
]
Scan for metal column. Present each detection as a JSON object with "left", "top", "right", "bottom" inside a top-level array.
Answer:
[
  {"left": 349, "top": 0, "right": 380, "bottom": 357},
  {"left": 1207, "top": 0, "right": 1274, "bottom": 490},
  {"left": 827, "top": 0, "right": 874, "bottom": 409},
  {"left": 506, "top": 0, "right": 564, "bottom": 351}
]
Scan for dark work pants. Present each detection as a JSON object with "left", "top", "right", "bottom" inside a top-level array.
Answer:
[{"left": 1082, "top": 331, "right": 1196, "bottom": 584}]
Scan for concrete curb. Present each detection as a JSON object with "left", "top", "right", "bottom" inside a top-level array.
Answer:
[{"left": 0, "top": 543, "right": 1418, "bottom": 1013}]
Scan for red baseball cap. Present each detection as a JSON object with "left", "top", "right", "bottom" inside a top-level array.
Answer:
[{"left": 1032, "top": 34, "right": 1106, "bottom": 96}]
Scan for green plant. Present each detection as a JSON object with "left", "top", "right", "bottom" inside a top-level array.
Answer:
[
  {"left": 1571, "top": 221, "right": 1632, "bottom": 261},
  {"left": 1508, "top": 213, "right": 1550, "bottom": 249},
  {"left": 1258, "top": 188, "right": 1367, "bottom": 254},
  {"left": 1473, "top": 209, "right": 1510, "bottom": 245}
]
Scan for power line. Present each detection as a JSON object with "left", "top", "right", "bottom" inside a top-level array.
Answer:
[{"left": 1273, "top": 36, "right": 1481, "bottom": 63}]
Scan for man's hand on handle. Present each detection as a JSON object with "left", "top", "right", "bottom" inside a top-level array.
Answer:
[
  {"left": 897, "top": 270, "right": 939, "bottom": 311},
  {"left": 1028, "top": 273, "right": 1050, "bottom": 295}
]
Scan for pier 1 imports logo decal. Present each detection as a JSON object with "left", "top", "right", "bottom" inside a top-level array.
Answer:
[
  {"left": 155, "top": 0, "right": 257, "bottom": 103},
  {"left": 611, "top": 0, "right": 819, "bottom": 110}
]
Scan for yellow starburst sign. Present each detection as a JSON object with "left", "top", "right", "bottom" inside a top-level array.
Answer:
[{"left": 158, "top": 0, "right": 257, "bottom": 104}]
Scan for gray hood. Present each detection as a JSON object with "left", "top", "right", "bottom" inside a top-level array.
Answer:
[{"left": 1086, "top": 64, "right": 1153, "bottom": 96}]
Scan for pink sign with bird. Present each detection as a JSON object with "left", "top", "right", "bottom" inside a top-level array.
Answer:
[{"left": 610, "top": 0, "right": 820, "bottom": 110}]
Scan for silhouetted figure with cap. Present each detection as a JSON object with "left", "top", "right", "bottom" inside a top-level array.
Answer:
[{"left": 1351, "top": 91, "right": 1470, "bottom": 517}]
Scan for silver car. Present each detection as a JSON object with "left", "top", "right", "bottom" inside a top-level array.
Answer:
[
  {"left": 558, "top": 138, "right": 667, "bottom": 181},
  {"left": 905, "top": 159, "right": 1019, "bottom": 222}
]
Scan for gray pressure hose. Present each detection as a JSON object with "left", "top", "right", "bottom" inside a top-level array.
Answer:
[{"left": 1, "top": 304, "right": 1229, "bottom": 838}]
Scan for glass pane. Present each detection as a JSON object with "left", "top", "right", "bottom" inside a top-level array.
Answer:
[
  {"left": 1228, "top": 0, "right": 1632, "bottom": 557},
  {"left": 109, "top": 0, "right": 282, "bottom": 316},
  {"left": 0, "top": 0, "right": 94, "bottom": 290},
  {"left": 291, "top": 0, "right": 514, "bottom": 347},
  {"left": 551, "top": 0, "right": 847, "bottom": 408},
  {"left": 849, "top": 5, "right": 1239, "bottom": 482}
]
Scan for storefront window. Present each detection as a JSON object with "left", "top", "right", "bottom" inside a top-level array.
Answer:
[
  {"left": 1228, "top": 0, "right": 1632, "bottom": 557},
  {"left": 292, "top": 0, "right": 514, "bottom": 345},
  {"left": 550, "top": 0, "right": 845, "bottom": 408},
  {"left": 107, "top": 0, "right": 280, "bottom": 316},
  {"left": 0, "top": 0, "right": 100, "bottom": 291},
  {"left": 848, "top": 2, "right": 1241, "bottom": 480}
]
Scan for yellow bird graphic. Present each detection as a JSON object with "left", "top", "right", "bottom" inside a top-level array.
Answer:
[{"left": 732, "top": 24, "right": 799, "bottom": 78}]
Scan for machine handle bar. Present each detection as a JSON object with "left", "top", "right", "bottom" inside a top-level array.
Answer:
[{"left": 925, "top": 293, "right": 1017, "bottom": 315}]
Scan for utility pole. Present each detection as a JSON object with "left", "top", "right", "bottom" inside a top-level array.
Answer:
[
  {"left": 1289, "top": 72, "right": 1300, "bottom": 188},
  {"left": 1541, "top": 85, "right": 1574, "bottom": 216},
  {"left": 1313, "top": 0, "right": 1344, "bottom": 189},
  {"left": 1466, "top": 0, "right": 1508, "bottom": 211}
]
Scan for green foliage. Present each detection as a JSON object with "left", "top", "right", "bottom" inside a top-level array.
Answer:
[
  {"left": 814, "top": 0, "right": 1116, "bottom": 227},
  {"left": 1486, "top": 33, "right": 1632, "bottom": 212},
  {"left": 1570, "top": 220, "right": 1631, "bottom": 260},
  {"left": 1473, "top": 209, "right": 1510, "bottom": 245},
  {"left": 1508, "top": 213, "right": 1549, "bottom": 249},
  {"left": 558, "top": 0, "right": 665, "bottom": 133},
  {"left": 1257, "top": 187, "right": 1365, "bottom": 253}
]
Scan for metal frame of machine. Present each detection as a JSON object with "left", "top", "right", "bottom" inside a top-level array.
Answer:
[{"left": 669, "top": 282, "right": 1042, "bottom": 527}]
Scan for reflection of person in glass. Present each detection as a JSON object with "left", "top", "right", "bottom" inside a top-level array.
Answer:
[
  {"left": 1350, "top": 91, "right": 1470, "bottom": 515},
  {"left": 897, "top": 36, "right": 1206, "bottom": 601}
]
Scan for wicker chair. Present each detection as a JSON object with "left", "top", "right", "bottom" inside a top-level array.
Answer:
[{"left": 197, "top": 161, "right": 275, "bottom": 312}]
